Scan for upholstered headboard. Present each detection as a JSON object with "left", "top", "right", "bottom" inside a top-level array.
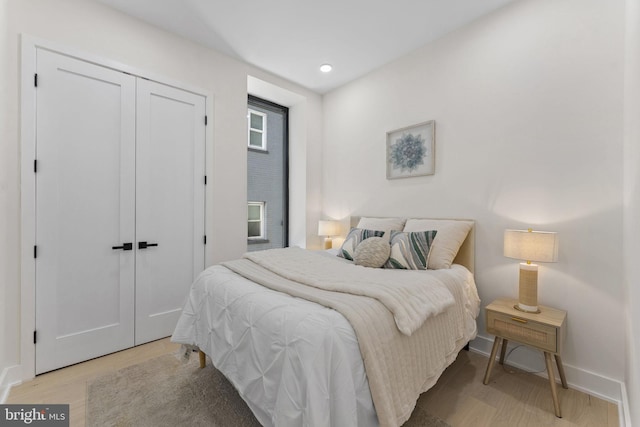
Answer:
[{"left": 349, "top": 216, "right": 475, "bottom": 274}]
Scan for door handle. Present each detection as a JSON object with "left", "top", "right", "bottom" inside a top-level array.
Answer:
[
  {"left": 112, "top": 243, "right": 133, "bottom": 251},
  {"left": 138, "top": 241, "right": 159, "bottom": 249}
]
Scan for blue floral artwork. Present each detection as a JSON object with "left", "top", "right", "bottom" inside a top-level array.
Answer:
[
  {"left": 386, "top": 121, "right": 435, "bottom": 179},
  {"left": 389, "top": 133, "right": 426, "bottom": 173}
]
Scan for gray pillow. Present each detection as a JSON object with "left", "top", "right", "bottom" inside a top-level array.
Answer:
[
  {"left": 354, "top": 237, "right": 391, "bottom": 268},
  {"left": 385, "top": 230, "right": 438, "bottom": 270},
  {"left": 338, "top": 227, "right": 385, "bottom": 261}
]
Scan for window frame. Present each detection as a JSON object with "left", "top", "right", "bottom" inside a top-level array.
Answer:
[
  {"left": 247, "top": 201, "right": 266, "bottom": 240},
  {"left": 247, "top": 95, "right": 289, "bottom": 248},
  {"left": 248, "top": 109, "right": 267, "bottom": 151}
]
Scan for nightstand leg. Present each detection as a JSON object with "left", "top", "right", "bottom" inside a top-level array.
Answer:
[
  {"left": 483, "top": 337, "right": 502, "bottom": 385},
  {"left": 554, "top": 354, "right": 568, "bottom": 389},
  {"left": 199, "top": 350, "right": 206, "bottom": 369},
  {"left": 499, "top": 339, "right": 508, "bottom": 364},
  {"left": 544, "top": 352, "right": 562, "bottom": 418}
]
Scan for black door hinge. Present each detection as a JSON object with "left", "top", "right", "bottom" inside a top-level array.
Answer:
[
  {"left": 34, "top": 159, "right": 37, "bottom": 173},
  {"left": 205, "top": 115, "right": 208, "bottom": 126},
  {"left": 33, "top": 330, "right": 37, "bottom": 344},
  {"left": 34, "top": 74, "right": 38, "bottom": 87},
  {"left": 203, "top": 235, "right": 207, "bottom": 245},
  {"left": 34, "top": 245, "right": 37, "bottom": 258},
  {"left": 204, "top": 176, "right": 207, "bottom": 185}
]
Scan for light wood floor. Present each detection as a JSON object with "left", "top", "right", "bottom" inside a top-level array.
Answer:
[
  {"left": 418, "top": 350, "right": 619, "bottom": 427},
  {"left": 7, "top": 338, "right": 619, "bottom": 427},
  {"left": 6, "top": 338, "right": 179, "bottom": 426}
]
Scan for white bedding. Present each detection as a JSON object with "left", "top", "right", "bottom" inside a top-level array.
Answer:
[
  {"left": 242, "top": 247, "right": 456, "bottom": 336},
  {"left": 172, "top": 251, "right": 480, "bottom": 427}
]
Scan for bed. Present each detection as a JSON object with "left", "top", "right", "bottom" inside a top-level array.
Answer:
[{"left": 171, "top": 217, "right": 480, "bottom": 427}]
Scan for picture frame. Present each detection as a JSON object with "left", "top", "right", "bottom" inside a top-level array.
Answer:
[{"left": 386, "top": 120, "right": 435, "bottom": 179}]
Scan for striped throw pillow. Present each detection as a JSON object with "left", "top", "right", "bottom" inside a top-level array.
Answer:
[{"left": 385, "top": 230, "right": 438, "bottom": 270}]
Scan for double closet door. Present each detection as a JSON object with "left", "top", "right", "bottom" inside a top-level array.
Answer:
[{"left": 34, "top": 49, "right": 205, "bottom": 374}]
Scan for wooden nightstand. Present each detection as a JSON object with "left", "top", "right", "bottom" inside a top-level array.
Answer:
[{"left": 482, "top": 298, "right": 568, "bottom": 418}]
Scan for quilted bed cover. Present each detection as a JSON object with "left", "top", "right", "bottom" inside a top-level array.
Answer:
[{"left": 171, "top": 250, "right": 480, "bottom": 427}]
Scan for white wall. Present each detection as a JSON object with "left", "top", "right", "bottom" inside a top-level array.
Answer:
[
  {"left": 624, "top": 0, "right": 640, "bottom": 424},
  {"left": 1, "top": 0, "right": 323, "bottom": 384},
  {"left": 323, "top": 0, "right": 626, "bottom": 401},
  {"left": 0, "top": 0, "right": 11, "bottom": 393}
]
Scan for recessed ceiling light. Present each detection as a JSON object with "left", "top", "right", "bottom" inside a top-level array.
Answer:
[{"left": 320, "top": 64, "right": 333, "bottom": 73}]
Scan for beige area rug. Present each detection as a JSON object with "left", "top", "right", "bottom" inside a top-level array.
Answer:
[{"left": 86, "top": 353, "right": 450, "bottom": 427}]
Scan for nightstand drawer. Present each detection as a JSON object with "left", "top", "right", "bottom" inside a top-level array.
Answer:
[{"left": 487, "top": 310, "right": 557, "bottom": 353}]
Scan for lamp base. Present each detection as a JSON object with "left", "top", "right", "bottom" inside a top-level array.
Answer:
[
  {"left": 323, "top": 237, "right": 333, "bottom": 250},
  {"left": 513, "top": 304, "right": 541, "bottom": 314},
  {"left": 518, "top": 263, "right": 540, "bottom": 314}
]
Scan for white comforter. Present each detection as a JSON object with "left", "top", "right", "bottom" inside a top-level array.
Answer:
[{"left": 172, "top": 251, "right": 479, "bottom": 427}]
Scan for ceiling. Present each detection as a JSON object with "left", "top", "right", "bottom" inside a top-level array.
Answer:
[{"left": 96, "top": 0, "right": 518, "bottom": 94}]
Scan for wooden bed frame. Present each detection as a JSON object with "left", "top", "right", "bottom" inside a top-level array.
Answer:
[
  {"left": 199, "top": 349, "right": 206, "bottom": 368},
  {"left": 198, "top": 216, "right": 475, "bottom": 368}
]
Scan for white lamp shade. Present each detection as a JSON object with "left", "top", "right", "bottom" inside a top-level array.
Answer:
[
  {"left": 318, "top": 220, "right": 340, "bottom": 237},
  {"left": 504, "top": 229, "right": 559, "bottom": 263}
]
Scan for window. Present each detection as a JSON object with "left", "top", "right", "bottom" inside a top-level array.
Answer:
[
  {"left": 247, "top": 95, "right": 288, "bottom": 251},
  {"left": 248, "top": 109, "right": 267, "bottom": 150},
  {"left": 248, "top": 201, "right": 265, "bottom": 240}
]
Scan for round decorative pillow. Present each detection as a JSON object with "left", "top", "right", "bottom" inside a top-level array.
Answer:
[{"left": 353, "top": 236, "right": 391, "bottom": 268}]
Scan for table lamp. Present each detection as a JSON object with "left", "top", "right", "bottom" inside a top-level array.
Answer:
[
  {"left": 504, "top": 229, "right": 559, "bottom": 313},
  {"left": 318, "top": 220, "right": 340, "bottom": 249}
]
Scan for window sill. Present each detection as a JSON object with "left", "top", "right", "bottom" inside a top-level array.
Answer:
[
  {"left": 248, "top": 239, "right": 270, "bottom": 244},
  {"left": 248, "top": 147, "right": 269, "bottom": 154}
]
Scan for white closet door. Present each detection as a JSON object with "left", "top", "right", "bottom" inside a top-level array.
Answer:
[
  {"left": 35, "top": 49, "right": 136, "bottom": 374},
  {"left": 135, "top": 79, "right": 206, "bottom": 345}
]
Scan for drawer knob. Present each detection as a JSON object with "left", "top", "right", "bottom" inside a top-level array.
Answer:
[{"left": 511, "top": 317, "right": 528, "bottom": 324}]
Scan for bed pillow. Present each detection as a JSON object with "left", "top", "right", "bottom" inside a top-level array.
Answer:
[
  {"left": 356, "top": 217, "right": 406, "bottom": 233},
  {"left": 384, "top": 230, "right": 437, "bottom": 270},
  {"left": 338, "top": 228, "right": 385, "bottom": 261},
  {"left": 403, "top": 219, "right": 473, "bottom": 269},
  {"left": 353, "top": 236, "right": 391, "bottom": 268}
]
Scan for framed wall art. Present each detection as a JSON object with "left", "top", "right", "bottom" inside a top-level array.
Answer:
[{"left": 386, "top": 120, "right": 435, "bottom": 179}]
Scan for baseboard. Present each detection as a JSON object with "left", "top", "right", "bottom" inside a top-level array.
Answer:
[
  {"left": 620, "top": 382, "right": 632, "bottom": 427},
  {"left": 0, "top": 364, "right": 22, "bottom": 404},
  {"left": 470, "top": 335, "right": 629, "bottom": 424}
]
